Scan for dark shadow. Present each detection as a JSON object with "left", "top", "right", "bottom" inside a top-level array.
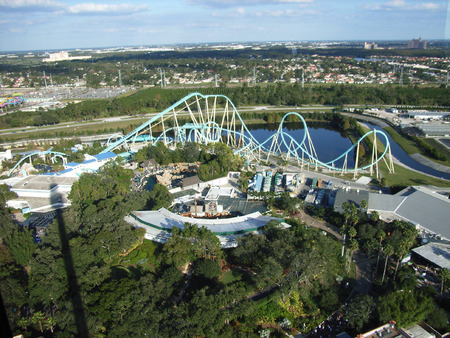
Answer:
[
  {"left": 0, "top": 291, "right": 12, "bottom": 338},
  {"left": 50, "top": 190, "right": 89, "bottom": 336}
]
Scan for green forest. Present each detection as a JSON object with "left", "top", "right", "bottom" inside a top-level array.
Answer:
[
  {"left": 1, "top": 160, "right": 449, "bottom": 336},
  {"left": 1, "top": 83, "right": 449, "bottom": 130}
]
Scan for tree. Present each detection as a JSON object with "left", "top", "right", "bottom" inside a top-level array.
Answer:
[
  {"left": 17, "top": 317, "right": 30, "bottom": 333},
  {"left": 344, "top": 294, "right": 375, "bottom": 331},
  {"left": 347, "top": 238, "right": 359, "bottom": 273},
  {"left": 438, "top": 268, "right": 449, "bottom": 296},
  {"left": 360, "top": 199, "right": 367, "bottom": 210},
  {"left": 31, "top": 311, "right": 46, "bottom": 333},
  {"left": 378, "top": 290, "right": 434, "bottom": 327},
  {"left": 382, "top": 244, "right": 394, "bottom": 284},
  {"left": 195, "top": 259, "right": 221, "bottom": 280},
  {"left": 5, "top": 227, "right": 36, "bottom": 266},
  {"left": 376, "top": 228, "right": 386, "bottom": 270},
  {"left": 148, "top": 184, "right": 173, "bottom": 210},
  {"left": 278, "top": 192, "right": 300, "bottom": 214},
  {"left": 371, "top": 211, "right": 379, "bottom": 223}
]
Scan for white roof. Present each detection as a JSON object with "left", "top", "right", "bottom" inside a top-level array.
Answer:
[{"left": 130, "top": 208, "right": 280, "bottom": 234}]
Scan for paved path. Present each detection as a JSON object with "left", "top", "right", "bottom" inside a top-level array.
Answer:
[
  {"left": 410, "top": 153, "right": 450, "bottom": 174},
  {"left": 297, "top": 211, "right": 342, "bottom": 240}
]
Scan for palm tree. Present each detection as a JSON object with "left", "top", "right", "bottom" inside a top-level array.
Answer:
[
  {"left": 43, "top": 316, "right": 56, "bottom": 334},
  {"left": 360, "top": 199, "right": 367, "bottom": 210},
  {"left": 31, "top": 311, "right": 46, "bottom": 333},
  {"left": 17, "top": 317, "right": 30, "bottom": 333},
  {"left": 439, "top": 268, "right": 449, "bottom": 296},
  {"left": 376, "top": 229, "right": 386, "bottom": 270},
  {"left": 347, "top": 238, "right": 359, "bottom": 274},
  {"left": 348, "top": 227, "right": 357, "bottom": 239},
  {"left": 382, "top": 244, "right": 394, "bottom": 284}
]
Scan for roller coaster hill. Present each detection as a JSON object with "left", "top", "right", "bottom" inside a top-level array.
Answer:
[
  {"left": 101, "top": 92, "right": 394, "bottom": 179},
  {"left": 0, "top": 94, "right": 25, "bottom": 110}
]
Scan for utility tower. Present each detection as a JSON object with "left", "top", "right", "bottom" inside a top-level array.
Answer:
[
  {"left": 253, "top": 67, "right": 256, "bottom": 86},
  {"left": 43, "top": 71, "right": 47, "bottom": 89},
  {"left": 118, "top": 70, "right": 123, "bottom": 86},
  {"left": 158, "top": 68, "right": 163, "bottom": 88},
  {"left": 302, "top": 68, "right": 304, "bottom": 89}
]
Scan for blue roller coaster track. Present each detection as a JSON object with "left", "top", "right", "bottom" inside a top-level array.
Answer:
[{"left": 101, "top": 92, "right": 394, "bottom": 178}]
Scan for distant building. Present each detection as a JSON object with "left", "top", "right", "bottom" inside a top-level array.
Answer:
[
  {"left": 407, "top": 37, "right": 427, "bottom": 49},
  {"left": 407, "top": 111, "right": 450, "bottom": 120},
  {"left": 43, "top": 51, "right": 91, "bottom": 62},
  {"left": 364, "top": 42, "right": 379, "bottom": 50}
]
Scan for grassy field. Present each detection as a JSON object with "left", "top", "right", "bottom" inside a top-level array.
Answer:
[
  {"left": 220, "top": 269, "right": 246, "bottom": 284},
  {"left": 421, "top": 138, "right": 450, "bottom": 167},
  {"left": 383, "top": 126, "right": 450, "bottom": 167},
  {"left": 379, "top": 161, "right": 450, "bottom": 188},
  {"left": 119, "top": 239, "right": 162, "bottom": 269}
]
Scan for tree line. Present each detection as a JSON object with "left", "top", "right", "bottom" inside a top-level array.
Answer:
[{"left": 1, "top": 83, "right": 449, "bottom": 130}]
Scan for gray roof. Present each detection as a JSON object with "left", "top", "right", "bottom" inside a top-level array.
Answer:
[
  {"left": 394, "top": 187, "right": 450, "bottom": 240},
  {"left": 412, "top": 242, "right": 450, "bottom": 269},
  {"left": 368, "top": 193, "right": 405, "bottom": 212},
  {"left": 333, "top": 189, "right": 369, "bottom": 213},
  {"left": 129, "top": 208, "right": 280, "bottom": 235},
  {"left": 181, "top": 175, "right": 202, "bottom": 188}
]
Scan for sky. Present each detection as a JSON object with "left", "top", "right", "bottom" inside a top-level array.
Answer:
[{"left": 0, "top": 0, "right": 449, "bottom": 52}]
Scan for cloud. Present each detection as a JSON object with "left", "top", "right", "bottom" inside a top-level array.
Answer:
[
  {"left": 365, "top": 0, "right": 443, "bottom": 11},
  {"left": 190, "top": 0, "right": 313, "bottom": 8},
  {"left": 212, "top": 7, "right": 302, "bottom": 18},
  {"left": 0, "top": 0, "right": 64, "bottom": 12},
  {"left": 67, "top": 3, "right": 150, "bottom": 15},
  {"left": 0, "top": 1, "right": 150, "bottom": 15}
]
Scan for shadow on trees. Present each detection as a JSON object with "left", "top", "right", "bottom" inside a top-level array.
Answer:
[{"left": 50, "top": 191, "right": 89, "bottom": 337}]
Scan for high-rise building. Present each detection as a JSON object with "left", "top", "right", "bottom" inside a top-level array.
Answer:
[
  {"left": 407, "top": 37, "right": 427, "bottom": 49},
  {"left": 363, "top": 42, "right": 380, "bottom": 49}
]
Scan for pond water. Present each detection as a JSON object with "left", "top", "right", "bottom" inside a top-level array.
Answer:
[
  {"left": 245, "top": 122, "right": 356, "bottom": 168},
  {"left": 362, "top": 122, "right": 450, "bottom": 180}
]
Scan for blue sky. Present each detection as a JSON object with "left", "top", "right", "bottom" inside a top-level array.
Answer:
[{"left": 0, "top": 0, "right": 448, "bottom": 52}]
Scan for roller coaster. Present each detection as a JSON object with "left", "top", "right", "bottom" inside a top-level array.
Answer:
[
  {"left": 102, "top": 92, "right": 394, "bottom": 178},
  {"left": 0, "top": 94, "right": 25, "bottom": 109}
]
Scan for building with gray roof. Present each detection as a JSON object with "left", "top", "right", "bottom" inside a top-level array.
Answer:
[
  {"left": 367, "top": 186, "right": 450, "bottom": 241},
  {"left": 125, "top": 208, "right": 284, "bottom": 247},
  {"left": 333, "top": 189, "right": 369, "bottom": 213},
  {"left": 412, "top": 242, "right": 450, "bottom": 269}
]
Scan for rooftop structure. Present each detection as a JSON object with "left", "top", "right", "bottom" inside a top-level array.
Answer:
[
  {"left": 358, "top": 322, "right": 435, "bottom": 338},
  {"left": 333, "top": 189, "right": 369, "bottom": 213},
  {"left": 416, "top": 123, "right": 450, "bottom": 137},
  {"left": 411, "top": 242, "right": 450, "bottom": 269},
  {"left": 407, "top": 111, "right": 450, "bottom": 120},
  {"left": 6, "top": 175, "right": 77, "bottom": 212},
  {"left": 368, "top": 186, "right": 450, "bottom": 241},
  {"left": 125, "top": 208, "right": 283, "bottom": 247}
]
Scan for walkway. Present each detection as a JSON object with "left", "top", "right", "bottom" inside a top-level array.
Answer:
[{"left": 410, "top": 153, "right": 450, "bottom": 174}]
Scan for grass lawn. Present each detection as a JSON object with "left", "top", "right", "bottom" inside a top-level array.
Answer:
[
  {"left": 120, "top": 239, "right": 162, "bottom": 269},
  {"left": 220, "top": 269, "right": 246, "bottom": 284},
  {"left": 421, "top": 138, "right": 450, "bottom": 167},
  {"left": 383, "top": 126, "right": 450, "bottom": 167},
  {"left": 378, "top": 161, "right": 450, "bottom": 188}
]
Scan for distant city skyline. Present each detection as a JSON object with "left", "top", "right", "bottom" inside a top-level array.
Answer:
[{"left": 0, "top": 0, "right": 449, "bottom": 52}]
